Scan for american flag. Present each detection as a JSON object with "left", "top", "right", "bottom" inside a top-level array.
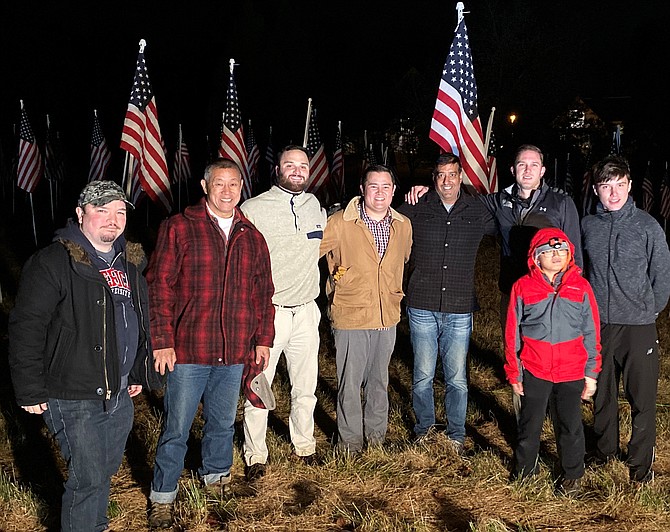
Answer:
[
  {"left": 44, "top": 116, "right": 64, "bottom": 183},
  {"left": 660, "top": 162, "right": 670, "bottom": 221},
  {"left": 172, "top": 134, "right": 191, "bottom": 183},
  {"left": 120, "top": 40, "right": 172, "bottom": 213},
  {"left": 486, "top": 130, "right": 498, "bottom": 193},
  {"left": 563, "top": 152, "right": 574, "bottom": 196},
  {"left": 362, "top": 143, "right": 378, "bottom": 169},
  {"left": 641, "top": 161, "right": 654, "bottom": 213},
  {"left": 610, "top": 125, "right": 621, "bottom": 155},
  {"left": 331, "top": 121, "right": 344, "bottom": 200},
  {"left": 265, "top": 126, "right": 276, "bottom": 180},
  {"left": 129, "top": 157, "right": 144, "bottom": 206},
  {"left": 429, "top": 16, "right": 489, "bottom": 194},
  {"left": 17, "top": 105, "right": 43, "bottom": 193},
  {"left": 304, "top": 107, "right": 330, "bottom": 195},
  {"left": 581, "top": 155, "right": 595, "bottom": 217},
  {"left": 246, "top": 120, "right": 260, "bottom": 186},
  {"left": 219, "top": 61, "right": 251, "bottom": 199},
  {"left": 89, "top": 111, "right": 111, "bottom": 182}
]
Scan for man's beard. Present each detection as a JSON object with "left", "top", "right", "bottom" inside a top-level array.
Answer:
[{"left": 277, "top": 172, "right": 306, "bottom": 193}]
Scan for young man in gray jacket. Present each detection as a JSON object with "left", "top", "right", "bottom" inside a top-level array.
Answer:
[{"left": 581, "top": 155, "right": 670, "bottom": 483}]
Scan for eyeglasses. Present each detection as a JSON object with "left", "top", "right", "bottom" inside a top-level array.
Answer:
[{"left": 540, "top": 249, "right": 568, "bottom": 257}]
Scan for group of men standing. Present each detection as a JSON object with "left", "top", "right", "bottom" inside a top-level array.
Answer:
[{"left": 7, "top": 139, "right": 669, "bottom": 530}]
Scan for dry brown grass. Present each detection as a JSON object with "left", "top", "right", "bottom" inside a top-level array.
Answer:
[{"left": 2, "top": 232, "right": 670, "bottom": 531}]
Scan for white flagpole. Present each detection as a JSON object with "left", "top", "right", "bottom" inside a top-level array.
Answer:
[
  {"left": 303, "top": 98, "right": 313, "bottom": 148},
  {"left": 177, "top": 123, "right": 183, "bottom": 212},
  {"left": 46, "top": 114, "right": 55, "bottom": 224},
  {"left": 484, "top": 107, "right": 496, "bottom": 155},
  {"left": 29, "top": 193, "right": 38, "bottom": 246}
]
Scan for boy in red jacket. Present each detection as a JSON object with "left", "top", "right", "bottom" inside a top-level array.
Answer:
[{"left": 505, "top": 227, "right": 601, "bottom": 494}]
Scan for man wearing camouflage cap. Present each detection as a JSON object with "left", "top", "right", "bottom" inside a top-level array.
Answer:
[{"left": 9, "top": 180, "right": 162, "bottom": 532}]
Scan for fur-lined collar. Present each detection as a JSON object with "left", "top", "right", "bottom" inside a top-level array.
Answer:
[{"left": 58, "top": 239, "right": 145, "bottom": 267}]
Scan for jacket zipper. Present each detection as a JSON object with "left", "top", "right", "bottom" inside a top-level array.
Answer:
[{"left": 102, "top": 292, "right": 111, "bottom": 400}]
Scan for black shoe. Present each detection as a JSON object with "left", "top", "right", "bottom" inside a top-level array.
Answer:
[
  {"left": 586, "top": 452, "right": 617, "bottom": 467},
  {"left": 245, "top": 462, "right": 267, "bottom": 482},
  {"left": 296, "top": 453, "right": 320, "bottom": 466},
  {"left": 558, "top": 477, "right": 582, "bottom": 497},
  {"left": 631, "top": 468, "right": 654, "bottom": 485}
]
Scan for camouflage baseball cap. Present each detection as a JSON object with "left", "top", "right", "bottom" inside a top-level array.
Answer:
[{"left": 78, "top": 180, "right": 134, "bottom": 209}]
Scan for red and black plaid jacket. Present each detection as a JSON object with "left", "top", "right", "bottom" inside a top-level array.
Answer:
[{"left": 147, "top": 199, "right": 275, "bottom": 366}]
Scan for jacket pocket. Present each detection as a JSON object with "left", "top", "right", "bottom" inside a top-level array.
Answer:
[{"left": 48, "top": 325, "right": 75, "bottom": 377}]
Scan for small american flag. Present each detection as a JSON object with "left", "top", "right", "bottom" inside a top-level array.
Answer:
[
  {"left": 246, "top": 120, "right": 260, "bottom": 186},
  {"left": 660, "top": 162, "right": 670, "bottom": 220},
  {"left": 265, "top": 126, "right": 276, "bottom": 180},
  {"left": 429, "top": 16, "right": 488, "bottom": 193},
  {"left": 219, "top": 61, "right": 251, "bottom": 199},
  {"left": 641, "top": 161, "right": 654, "bottom": 213},
  {"left": 172, "top": 135, "right": 191, "bottom": 183},
  {"left": 120, "top": 40, "right": 172, "bottom": 213},
  {"left": 563, "top": 153, "right": 574, "bottom": 196},
  {"left": 17, "top": 105, "right": 43, "bottom": 194},
  {"left": 331, "top": 121, "right": 344, "bottom": 200},
  {"left": 487, "top": 130, "right": 498, "bottom": 193},
  {"left": 89, "top": 111, "right": 112, "bottom": 182},
  {"left": 304, "top": 107, "right": 330, "bottom": 195},
  {"left": 44, "top": 116, "right": 64, "bottom": 183}
]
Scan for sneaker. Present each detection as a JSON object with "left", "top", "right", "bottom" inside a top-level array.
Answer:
[
  {"left": 631, "top": 468, "right": 654, "bottom": 485},
  {"left": 296, "top": 453, "right": 320, "bottom": 466},
  {"left": 558, "top": 477, "right": 582, "bottom": 497},
  {"left": 446, "top": 438, "right": 465, "bottom": 456},
  {"left": 203, "top": 474, "right": 232, "bottom": 498},
  {"left": 148, "top": 501, "right": 174, "bottom": 529},
  {"left": 245, "top": 462, "right": 267, "bottom": 482},
  {"left": 413, "top": 426, "right": 438, "bottom": 445}
]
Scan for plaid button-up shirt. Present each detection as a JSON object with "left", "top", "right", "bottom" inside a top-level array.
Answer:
[{"left": 359, "top": 202, "right": 392, "bottom": 259}]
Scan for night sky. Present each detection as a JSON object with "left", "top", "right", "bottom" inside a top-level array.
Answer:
[{"left": 2, "top": 1, "right": 670, "bottom": 188}]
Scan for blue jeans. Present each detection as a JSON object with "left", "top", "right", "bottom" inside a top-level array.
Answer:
[
  {"left": 408, "top": 307, "right": 472, "bottom": 442},
  {"left": 43, "top": 390, "right": 134, "bottom": 532},
  {"left": 151, "top": 363, "right": 244, "bottom": 503}
]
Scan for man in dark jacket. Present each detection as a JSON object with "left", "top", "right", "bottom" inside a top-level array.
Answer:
[
  {"left": 147, "top": 158, "right": 275, "bottom": 529},
  {"left": 9, "top": 180, "right": 159, "bottom": 532},
  {"left": 398, "top": 153, "right": 496, "bottom": 450},
  {"left": 582, "top": 155, "right": 670, "bottom": 483}
]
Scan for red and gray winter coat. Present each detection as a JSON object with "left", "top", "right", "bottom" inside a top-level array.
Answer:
[{"left": 504, "top": 227, "right": 601, "bottom": 385}]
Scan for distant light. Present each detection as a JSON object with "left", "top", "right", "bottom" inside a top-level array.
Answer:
[{"left": 508, "top": 113, "right": 517, "bottom": 125}]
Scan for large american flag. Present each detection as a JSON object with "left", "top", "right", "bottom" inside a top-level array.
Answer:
[
  {"left": 89, "top": 111, "right": 112, "bottom": 182},
  {"left": 219, "top": 63, "right": 251, "bottom": 199},
  {"left": 17, "top": 105, "right": 43, "bottom": 193},
  {"left": 304, "top": 107, "right": 330, "bottom": 195},
  {"left": 120, "top": 40, "right": 172, "bottom": 213},
  {"left": 429, "top": 17, "right": 489, "bottom": 194},
  {"left": 660, "top": 162, "right": 670, "bottom": 221},
  {"left": 331, "top": 121, "right": 344, "bottom": 200},
  {"left": 246, "top": 120, "right": 260, "bottom": 186},
  {"left": 641, "top": 161, "right": 654, "bottom": 213}
]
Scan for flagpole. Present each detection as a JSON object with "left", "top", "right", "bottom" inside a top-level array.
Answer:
[
  {"left": 177, "top": 123, "right": 183, "bottom": 212},
  {"left": 303, "top": 98, "right": 312, "bottom": 148},
  {"left": 484, "top": 107, "right": 496, "bottom": 155},
  {"left": 122, "top": 151, "right": 132, "bottom": 197},
  {"left": 46, "top": 114, "right": 55, "bottom": 224},
  {"left": 29, "top": 193, "right": 38, "bottom": 246}
]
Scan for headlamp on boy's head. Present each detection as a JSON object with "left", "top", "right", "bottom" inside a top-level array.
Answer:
[{"left": 534, "top": 237, "right": 569, "bottom": 259}]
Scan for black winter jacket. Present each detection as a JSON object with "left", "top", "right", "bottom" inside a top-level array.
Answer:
[
  {"left": 481, "top": 181, "right": 582, "bottom": 295},
  {"left": 398, "top": 190, "right": 496, "bottom": 313},
  {"left": 9, "top": 233, "right": 161, "bottom": 406}
]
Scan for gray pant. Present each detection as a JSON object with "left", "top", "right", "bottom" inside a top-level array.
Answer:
[{"left": 333, "top": 327, "right": 396, "bottom": 452}]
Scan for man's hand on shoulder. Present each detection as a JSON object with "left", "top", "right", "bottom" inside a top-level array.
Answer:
[
  {"left": 154, "top": 348, "right": 177, "bottom": 375},
  {"left": 404, "top": 186, "right": 429, "bottom": 205},
  {"left": 22, "top": 403, "right": 48, "bottom": 414},
  {"left": 255, "top": 346, "right": 271, "bottom": 371}
]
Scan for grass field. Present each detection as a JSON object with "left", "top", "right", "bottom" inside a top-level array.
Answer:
[{"left": 1, "top": 222, "right": 670, "bottom": 531}]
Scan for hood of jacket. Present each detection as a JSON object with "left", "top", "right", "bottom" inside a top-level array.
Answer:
[
  {"left": 52, "top": 219, "right": 145, "bottom": 268},
  {"left": 527, "top": 227, "right": 576, "bottom": 274}
]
